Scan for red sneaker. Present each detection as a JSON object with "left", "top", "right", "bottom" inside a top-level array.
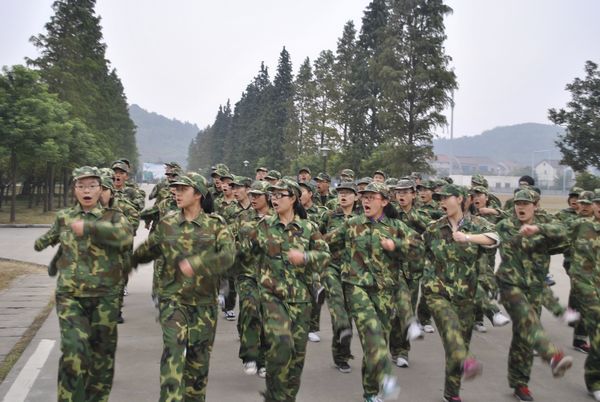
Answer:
[
  {"left": 462, "top": 357, "right": 483, "bottom": 380},
  {"left": 550, "top": 352, "right": 573, "bottom": 377},
  {"left": 513, "top": 385, "right": 534, "bottom": 401}
]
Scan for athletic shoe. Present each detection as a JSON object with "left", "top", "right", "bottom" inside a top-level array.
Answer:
[
  {"left": 590, "top": 390, "right": 600, "bottom": 401},
  {"left": 224, "top": 310, "right": 236, "bottom": 321},
  {"left": 573, "top": 341, "right": 590, "bottom": 354},
  {"left": 308, "top": 332, "right": 321, "bottom": 342},
  {"left": 462, "top": 357, "right": 483, "bottom": 380},
  {"left": 117, "top": 312, "right": 124, "bottom": 324},
  {"left": 407, "top": 320, "right": 424, "bottom": 341},
  {"left": 379, "top": 374, "right": 401, "bottom": 399},
  {"left": 243, "top": 361, "right": 257, "bottom": 375},
  {"left": 550, "top": 352, "right": 573, "bottom": 377},
  {"left": 474, "top": 321, "right": 487, "bottom": 333},
  {"left": 217, "top": 294, "right": 225, "bottom": 309},
  {"left": 364, "top": 396, "right": 384, "bottom": 402},
  {"left": 336, "top": 361, "right": 352, "bottom": 373},
  {"left": 513, "top": 385, "right": 534, "bottom": 401},
  {"left": 423, "top": 324, "right": 435, "bottom": 333},
  {"left": 395, "top": 356, "right": 409, "bottom": 368},
  {"left": 544, "top": 274, "right": 556, "bottom": 287},
  {"left": 562, "top": 308, "right": 581, "bottom": 324},
  {"left": 442, "top": 396, "right": 462, "bottom": 402},
  {"left": 257, "top": 367, "right": 266, "bottom": 378},
  {"left": 492, "top": 312, "right": 511, "bottom": 327},
  {"left": 123, "top": 287, "right": 128, "bottom": 296}
]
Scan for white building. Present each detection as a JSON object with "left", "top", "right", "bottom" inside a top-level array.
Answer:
[
  {"left": 449, "top": 174, "right": 522, "bottom": 193},
  {"left": 534, "top": 160, "right": 572, "bottom": 189}
]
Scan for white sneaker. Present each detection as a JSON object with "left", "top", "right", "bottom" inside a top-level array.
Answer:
[
  {"left": 308, "top": 332, "right": 321, "bottom": 342},
  {"left": 379, "top": 374, "right": 401, "bottom": 399},
  {"left": 407, "top": 321, "right": 424, "bottom": 341},
  {"left": 592, "top": 390, "right": 600, "bottom": 401},
  {"left": 395, "top": 356, "right": 409, "bottom": 368},
  {"left": 474, "top": 322, "right": 487, "bottom": 333},
  {"left": 492, "top": 312, "right": 510, "bottom": 327},
  {"left": 562, "top": 308, "right": 581, "bottom": 324},
  {"left": 225, "top": 310, "right": 236, "bottom": 321},
  {"left": 423, "top": 324, "right": 435, "bottom": 333},
  {"left": 243, "top": 361, "right": 257, "bottom": 375},
  {"left": 258, "top": 367, "right": 266, "bottom": 378}
]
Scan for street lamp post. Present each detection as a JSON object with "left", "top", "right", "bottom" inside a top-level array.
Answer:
[
  {"left": 320, "top": 146, "right": 331, "bottom": 173},
  {"left": 243, "top": 160, "right": 249, "bottom": 175}
]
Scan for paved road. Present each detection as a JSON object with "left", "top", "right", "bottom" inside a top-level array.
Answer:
[{"left": 0, "top": 219, "right": 595, "bottom": 401}]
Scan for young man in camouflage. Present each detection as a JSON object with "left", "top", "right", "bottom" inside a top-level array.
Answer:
[
  {"left": 569, "top": 189, "right": 600, "bottom": 401},
  {"left": 326, "top": 182, "right": 423, "bottom": 402},
  {"left": 110, "top": 160, "right": 145, "bottom": 212},
  {"left": 496, "top": 188, "right": 574, "bottom": 401},
  {"left": 240, "top": 179, "right": 330, "bottom": 402},
  {"left": 132, "top": 173, "right": 235, "bottom": 402},
  {"left": 34, "top": 166, "right": 133, "bottom": 402},
  {"left": 422, "top": 184, "right": 498, "bottom": 402}
]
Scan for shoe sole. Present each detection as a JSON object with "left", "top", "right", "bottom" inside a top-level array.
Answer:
[
  {"left": 336, "top": 367, "right": 352, "bottom": 373},
  {"left": 552, "top": 357, "right": 573, "bottom": 377},
  {"left": 513, "top": 391, "right": 534, "bottom": 402},
  {"left": 573, "top": 345, "right": 589, "bottom": 354}
]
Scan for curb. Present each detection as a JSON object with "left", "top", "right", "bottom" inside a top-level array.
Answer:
[
  {"left": 0, "top": 224, "right": 52, "bottom": 228},
  {"left": 0, "top": 257, "right": 48, "bottom": 268}
]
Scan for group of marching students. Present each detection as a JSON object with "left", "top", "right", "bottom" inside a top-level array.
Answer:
[{"left": 33, "top": 159, "right": 600, "bottom": 402}]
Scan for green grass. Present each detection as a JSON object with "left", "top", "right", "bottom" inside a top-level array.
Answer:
[{"left": 0, "top": 198, "right": 60, "bottom": 224}]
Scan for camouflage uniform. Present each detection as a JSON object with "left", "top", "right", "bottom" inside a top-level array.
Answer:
[
  {"left": 241, "top": 180, "right": 330, "bottom": 402},
  {"left": 569, "top": 206, "right": 600, "bottom": 393},
  {"left": 422, "top": 185, "right": 499, "bottom": 400},
  {"left": 496, "top": 190, "right": 568, "bottom": 390},
  {"left": 326, "top": 183, "right": 423, "bottom": 400},
  {"left": 304, "top": 202, "right": 328, "bottom": 333},
  {"left": 132, "top": 174, "right": 235, "bottom": 402},
  {"left": 34, "top": 167, "right": 133, "bottom": 402}
]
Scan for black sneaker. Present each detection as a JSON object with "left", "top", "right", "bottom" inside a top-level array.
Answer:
[
  {"left": 513, "top": 385, "right": 534, "bottom": 401},
  {"left": 573, "top": 341, "right": 590, "bottom": 354},
  {"left": 117, "top": 312, "right": 124, "bottom": 324},
  {"left": 335, "top": 362, "right": 352, "bottom": 373}
]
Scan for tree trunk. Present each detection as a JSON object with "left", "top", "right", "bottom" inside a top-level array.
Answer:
[
  {"left": 10, "top": 149, "right": 17, "bottom": 223},
  {"left": 42, "top": 180, "right": 48, "bottom": 213},
  {"left": 28, "top": 180, "right": 34, "bottom": 209},
  {"left": 47, "top": 163, "right": 55, "bottom": 212},
  {"left": 62, "top": 168, "right": 68, "bottom": 207}
]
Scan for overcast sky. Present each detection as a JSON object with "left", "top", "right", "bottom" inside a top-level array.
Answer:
[{"left": 1, "top": 0, "right": 599, "bottom": 139}]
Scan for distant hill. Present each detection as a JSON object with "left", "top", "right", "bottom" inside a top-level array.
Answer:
[
  {"left": 433, "top": 123, "right": 565, "bottom": 165},
  {"left": 129, "top": 104, "right": 199, "bottom": 167}
]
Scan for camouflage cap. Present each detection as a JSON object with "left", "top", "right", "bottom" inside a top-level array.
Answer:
[
  {"left": 359, "top": 182, "right": 390, "bottom": 199},
  {"left": 315, "top": 172, "right": 331, "bottom": 182},
  {"left": 169, "top": 172, "right": 209, "bottom": 197},
  {"left": 373, "top": 170, "right": 386, "bottom": 179},
  {"left": 248, "top": 180, "right": 270, "bottom": 195},
  {"left": 298, "top": 167, "right": 311, "bottom": 175},
  {"left": 441, "top": 176, "right": 454, "bottom": 184},
  {"left": 593, "top": 189, "right": 600, "bottom": 203},
  {"left": 213, "top": 168, "right": 234, "bottom": 181},
  {"left": 434, "top": 179, "right": 448, "bottom": 188},
  {"left": 435, "top": 184, "right": 467, "bottom": 198},
  {"left": 394, "top": 179, "right": 416, "bottom": 191},
  {"left": 410, "top": 171, "right": 423, "bottom": 179},
  {"left": 165, "top": 161, "right": 182, "bottom": 170},
  {"left": 384, "top": 177, "right": 399, "bottom": 187},
  {"left": 471, "top": 174, "right": 487, "bottom": 187},
  {"left": 471, "top": 185, "right": 489, "bottom": 195},
  {"left": 568, "top": 186, "right": 584, "bottom": 197},
  {"left": 356, "top": 177, "right": 373, "bottom": 186},
  {"left": 265, "top": 170, "right": 282, "bottom": 180},
  {"left": 578, "top": 190, "right": 595, "bottom": 205},
  {"left": 417, "top": 179, "right": 436, "bottom": 190},
  {"left": 231, "top": 175, "right": 252, "bottom": 187},
  {"left": 215, "top": 163, "right": 229, "bottom": 172},
  {"left": 268, "top": 179, "right": 302, "bottom": 197},
  {"left": 99, "top": 168, "right": 115, "bottom": 191},
  {"left": 340, "top": 169, "right": 355, "bottom": 179},
  {"left": 514, "top": 188, "right": 539, "bottom": 203},
  {"left": 72, "top": 166, "right": 101, "bottom": 181},
  {"left": 111, "top": 161, "right": 130, "bottom": 173},
  {"left": 255, "top": 166, "right": 269, "bottom": 173},
  {"left": 118, "top": 158, "right": 131, "bottom": 168},
  {"left": 336, "top": 181, "right": 357, "bottom": 193},
  {"left": 298, "top": 181, "right": 317, "bottom": 194}
]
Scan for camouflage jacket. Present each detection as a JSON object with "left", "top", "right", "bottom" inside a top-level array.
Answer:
[
  {"left": 116, "top": 183, "right": 145, "bottom": 212},
  {"left": 422, "top": 215, "right": 499, "bottom": 301},
  {"left": 215, "top": 198, "right": 240, "bottom": 224},
  {"left": 319, "top": 207, "right": 358, "bottom": 267},
  {"left": 397, "top": 206, "right": 431, "bottom": 235},
  {"left": 326, "top": 214, "right": 423, "bottom": 290},
  {"left": 235, "top": 209, "right": 271, "bottom": 279},
  {"left": 133, "top": 210, "right": 235, "bottom": 305},
  {"left": 495, "top": 215, "right": 567, "bottom": 292},
  {"left": 34, "top": 203, "right": 133, "bottom": 297},
  {"left": 112, "top": 194, "right": 140, "bottom": 234},
  {"left": 305, "top": 204, "right": 327, "bottom": 225},
  {"left": 315, "top": 191, "right": 336, "bottom": 208},
  {"left": 242, "top": 214, "right": 330, "bottom": 302},
  {"left": 555, "top": 207, "right": 578, "bottom": 222},
  {"left": 140, "top": 196, "right": 178, "bottom": 232},
  {"left": 149, "top": 179, "right": 171, "bottom": 204},
  {"left": 419, "top": 200, "right": 444, "bottom": 220},
  {"left": 569, "top": 217, "right": 600, "bottom": 288}
]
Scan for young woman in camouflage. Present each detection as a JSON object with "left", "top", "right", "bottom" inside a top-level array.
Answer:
[
  {"left": 240, "top": 178, "right": 330, "bottom": 402},
  {"left": 495, "top": 188, "right": 574, "bottom": 401},
  {"left": 132, "top": 173, "right": 235, "bottom": 402},
  {"left": 326, "top": 182, "right": 424, "bottom": 402},
  {"left": 422, "top": 184, "right": 499, "bottom": 402},
  {"left": 34, "top": 166, "right": 133, "bottom": 402},
  {"left": 567, "top": 190, "right": 600, "bottom": 400}
]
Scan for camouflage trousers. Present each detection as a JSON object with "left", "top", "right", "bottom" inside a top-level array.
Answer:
[
  {"left": 416, "top": 282, "right": 432, "bottom": 325},
  {"left": 55, "top": 293, "right": 119, "bottom": 402},
  {"left": 474, "top": 282, "right": 500, "bottom": 323},
  {"left": 426, "top": 293, "right": 475, "bottom": 399},
  {"left": 261, "top": 294, "right": 311, "bottom": 402},
  {"left": 236, "top": 276, "right": 266, "bottom": 367},
  {"left": 343, "top": 283, "right": 393, "bottom": 399},
  {"left": 389, "top": 275, "right": 417, "bottom": 360},
  {"left": 499, "top": 285, "right": 559, "bottom": 388},
  {"left": 570, "top": 278, "right": 600, "bottom": 392},
  {"left": 222, "top": 275, "right": 237, "bottom": 312},
  {"left": 323, "top": 265, "right": 352, "bottom": 365},
  {"left": 158, "top": 300, "right": 217, "bottom": 402},
  {"left": 542, "top": 285, "right": 565, "bottom": 317}
]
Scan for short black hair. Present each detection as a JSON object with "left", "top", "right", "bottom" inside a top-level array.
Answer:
[{"left": 518, "top": 175, "right": 535, "bottom": 186}]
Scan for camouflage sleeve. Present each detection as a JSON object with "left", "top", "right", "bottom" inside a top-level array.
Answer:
[
  {"left": 323, "top": 221, "right": 347, "bottom": 253},
  {"left": 186, "top": 222, "right": 236, "bottom": 277},
  {"left": 538, "top": 222, "right": 568, "bottom": 244},
  {"left": 149, "top": 183, "right": 159, "bottom": 200},
  {"left": 304, "top": 224, "right": 331, "bottom": 273},
  {"left": 391, "top": 221, "right": 424, "bottom": 263},
  {"left": 132, "top": 224, "right": 163, "bottom": 265},
  {"left": 570, "top": 221, "right": 597, "bottom": 277},
  {"left": 84, "top": 212, "right": 133, "bottom": 251},
  {"left": 34, "top": 215, "right": 61, "bottom": 251},
  {"left": 472, "top": 216, "right": 500, "bottom": 249}
]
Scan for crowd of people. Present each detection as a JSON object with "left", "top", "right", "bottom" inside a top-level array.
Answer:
[{"left": 33, "top": 159, "right": 600, "bottom": 402}]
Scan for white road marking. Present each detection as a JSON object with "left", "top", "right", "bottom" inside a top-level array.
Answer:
[{"left": 3, "top": 339, "right": 55, "bottom": 402}]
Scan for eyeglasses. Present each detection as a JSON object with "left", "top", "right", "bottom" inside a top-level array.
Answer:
[
  {"left": 165, "top": 173, "right": 177, "bottom": 177},
  {"left": 361, "top": 194, "right": 382, "bottom": 202},
  {"left": 269, "top": 193, "right": 292, "bottom": 200},
  {"left": 249, "top": 193, "right": 265, "bottom": 199},
  {"left": 75, "top": 184, "right": 100, "bottom": 191}
]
